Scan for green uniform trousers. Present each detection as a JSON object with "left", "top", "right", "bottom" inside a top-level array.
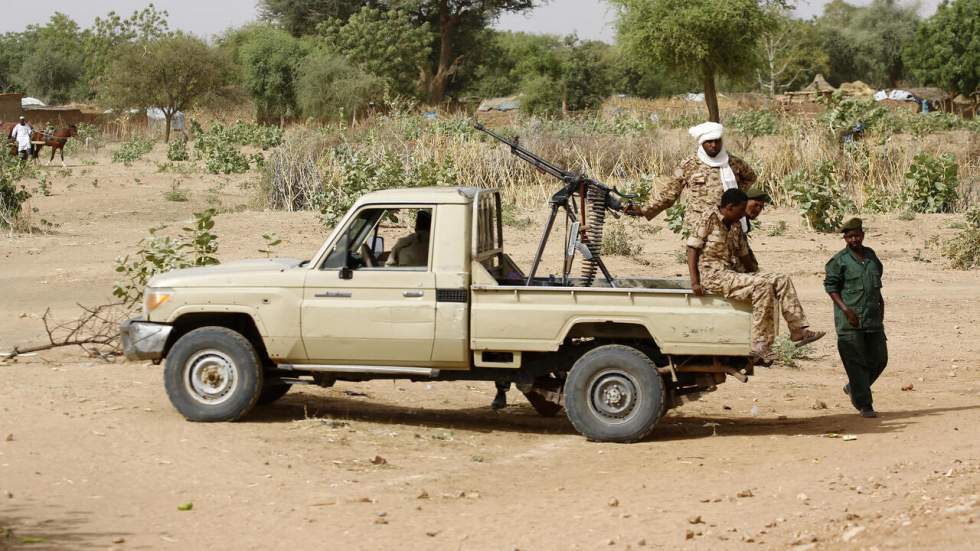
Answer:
[{"left": 838, "top": 331, "right": 888, "bottom": 410}]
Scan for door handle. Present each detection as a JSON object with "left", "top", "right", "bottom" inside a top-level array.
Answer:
[
  {"left": 402, "top": 290, "right": 424, "bottom": 298},
  {"left": 315, "top": 291, "right": 352, "bottom": 298}
]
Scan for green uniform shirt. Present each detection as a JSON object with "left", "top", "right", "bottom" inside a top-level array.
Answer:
[{"left": 824, "top": 247, "right": 885, "bottom": 334}]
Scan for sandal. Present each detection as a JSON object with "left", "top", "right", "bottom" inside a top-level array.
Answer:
[
  {"left": 751, "top": 345, "right": 776, "bottom": 366},
  {"left": 791, "top": 329, "right": 826, "bottom": 347}
]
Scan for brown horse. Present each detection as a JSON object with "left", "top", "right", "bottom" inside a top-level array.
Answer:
[{"left": 31, "top": 125, "right": 78, "bottom": 166}]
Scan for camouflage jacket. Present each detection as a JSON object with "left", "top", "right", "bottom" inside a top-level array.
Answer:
[
  {"left": 648, "top": 154, "right": 757, "bottom": 233},
  {"left": 687, "top": 211, "right": 749, "bottom": 274}
]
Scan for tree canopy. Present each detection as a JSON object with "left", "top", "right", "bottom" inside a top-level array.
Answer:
[
  {"left": 904, "top": 0, "right": 980, "bottom": 97},
  {"left": 612, "top": 0, "right": 773, "bottom": 121},
  {"left": 317, "top": 7, "right": 432, "bottom": 98},
  {"left": 239, "top": 28, "right": 308, "bottom": 123},
  {"left": 104, "top": 34, "right": 229, "bottom": 141}
]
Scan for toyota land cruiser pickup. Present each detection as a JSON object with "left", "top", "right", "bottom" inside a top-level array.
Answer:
[{"left": 121, "top": 187, "right": 764, "bottom": 442}]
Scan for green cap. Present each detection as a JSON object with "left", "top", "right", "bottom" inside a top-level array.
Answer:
[
  {"left": 840, "top": 217, "right": 863, "bottom": 233},
  {"left": 746, "top": 187, "right": 771, "bottom": 203}
]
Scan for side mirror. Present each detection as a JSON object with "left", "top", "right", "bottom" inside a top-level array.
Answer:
[
  {"left": 371, "top": 236, "right": 385, "bottom": 257},
  {"left": 339, "top": 266, "right": 353, "bottom": 280}
]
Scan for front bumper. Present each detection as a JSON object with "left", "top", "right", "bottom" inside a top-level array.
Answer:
[{"left": 120, "top": 318, "right": 173, "bottom": 361}]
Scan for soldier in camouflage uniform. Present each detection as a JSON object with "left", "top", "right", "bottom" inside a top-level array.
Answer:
[
  {"left": 687, "top": 189, "right": 825, "bottom": 362},
  {"left": 625, "top": 122, "right": 757, "bottom": 235}
]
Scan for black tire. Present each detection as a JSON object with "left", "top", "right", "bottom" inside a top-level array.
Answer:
[
  {"left": 164, "top": 327, "right": 263, "bottom": 422},
  {"left": 563, "top": 344, "right": 666, "bottom": 443},
  {"left": 256, "top": 380, "right": 292, "bottom": 406}
]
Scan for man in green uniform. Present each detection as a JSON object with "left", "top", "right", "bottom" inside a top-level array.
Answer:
[{"left": 824, "top": 218, "right": 887, "bottom": 418}]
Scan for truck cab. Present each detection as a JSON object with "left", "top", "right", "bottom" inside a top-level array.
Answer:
[{"left": 122, "top": 186, "right": 760, "bottom": 442}]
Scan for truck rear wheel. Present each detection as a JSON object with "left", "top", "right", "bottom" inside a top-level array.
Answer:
[
  {"left": 164, "top": 327, "right": 263, "bottom": 422},
  {"left": 563, "top": 344, "right": 665, "bottom": 443}
]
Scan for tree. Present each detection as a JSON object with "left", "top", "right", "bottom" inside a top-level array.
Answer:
[
  {"left": 14, "top": 13, "right": 87, "bottom": 104},
  {"left": 393, "top": 0, "right": 537, "bottom": 104},
  {"left": 904, "top": 0, "right": 980, "bottom": 96},
  {"left": 259, "top": 0, "right": 375, "bottom": 34},
  {"left": 239, "top": 28, "right": 308, "bottom": 124},
  {"left": 848, "top": 0, "right": 919, "bottom": 88},
  {"left": 815, "top": 0, "right": 864, "bottom": 86},
  {"left": 83, "top": 4, "right": 171, "bottom": 96},
  {"left": 611, "top": 0, "right": 775, "bottom": 122},
  {"left": 296, "top": 48, "right": 385, "bottom": 120},
  {"left": 105, "top": 34, "right": 229, "bottom": 141},
  {"left": 317, "top": 7, "right": 431, "bottom": 97},
  {"left": 757, "top": 10, "right": 830, "bottom": 95}
]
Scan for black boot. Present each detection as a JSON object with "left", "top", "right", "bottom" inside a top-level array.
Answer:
[{"left": 491, "top": 381, "right": 509, "bottom": 410}]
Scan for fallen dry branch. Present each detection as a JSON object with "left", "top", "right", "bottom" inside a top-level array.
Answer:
[{"left": 3, "top": 303, "right": 130, "bottom": 361}]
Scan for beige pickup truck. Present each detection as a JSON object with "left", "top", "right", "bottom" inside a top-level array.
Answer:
[{"left": 121, "top": 186, "right": 761, "bottom": 442}]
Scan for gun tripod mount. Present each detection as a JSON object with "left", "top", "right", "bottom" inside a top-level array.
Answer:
[{"left": 473, "top": 122, "right": 636, "bottom": 288}]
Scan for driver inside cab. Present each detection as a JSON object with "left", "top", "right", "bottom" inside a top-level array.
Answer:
[{"left": 386, "top": 210, "right": 431, "bottom": 267}]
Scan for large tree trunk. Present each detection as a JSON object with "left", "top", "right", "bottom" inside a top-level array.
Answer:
[
  {"left": 702, "top": 63, "right": 720, "bottom": 123},
  {"left": 164, "top": 113, "right": 172, "bottom": 143},
  {"left": 429, "top": 4, "right": 460, "bottom": 105}
]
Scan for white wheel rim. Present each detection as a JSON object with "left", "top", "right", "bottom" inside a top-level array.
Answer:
[{"left": 184, "top": 349, "right": 239, "bottom": 406}]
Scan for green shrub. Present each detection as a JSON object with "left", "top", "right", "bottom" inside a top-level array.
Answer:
[
  {"left": 194, "top": 124, "right": 251, "bottom": 174},
  {"left": 665, "top": 202, "right": 688, "bottom": 237},
  {"left": 113, "top": 209, "right": 220, "bottom": 307},
  {"left": 64, "top": 123, "right": 103, "bottom": 155},
  {"left": 167, "top": 135, "right": 190, "bottom": 161},
  {"left": 112, "top": 136, "right": 155, "bottom": 166},
  {"left": 786, "top": 161, "right": 855, "bottom": 232},
  {"left": 726, "top": 110, "right": 780, "bottom": 137},
  {"left": 296, "top": 49, "right": 385, "bottom": 121},
  {"left": 901, "top": 153, "right": 958, "bottom": 213},
  {"left": 602, "top": 222, "right": 642, "bottom": 256},
  {"left": 943, "top": 207, "right": 980, "bottom": 270},
  {"left": 773, "top": 335, "right": 812, "bottom": 368},
  {"left": 318, "top": 146, "right": 459, "bottom": 227},
  {"left": 0, "top": 155, "right": 33, "bottom": 229},
  {"left": 520, "top": 74, "right": 563, "bottom": 117}
]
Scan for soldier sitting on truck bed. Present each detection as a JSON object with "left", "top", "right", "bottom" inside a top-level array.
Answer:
[
  {"left": 386, "top": 210, "right": 431, "bottom": 267},
  {"left": 733, "top": 187, "right": 772, "bottom": 273},
  {"left": 688, "top": 189, "right": 825, "bottom": 364}
]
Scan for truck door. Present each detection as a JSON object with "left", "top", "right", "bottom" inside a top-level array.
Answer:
[{"left": 302, "top": 206, "right": 436, "bottom": 364}]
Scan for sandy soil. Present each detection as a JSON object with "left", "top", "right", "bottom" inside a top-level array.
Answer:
[{"left": 1, "top": 148, "right": 979, "bottom": 550}]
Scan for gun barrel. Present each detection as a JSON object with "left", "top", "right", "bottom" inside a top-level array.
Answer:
[{"left": 473, "top": 122, "right": 570, "bottom": 181}]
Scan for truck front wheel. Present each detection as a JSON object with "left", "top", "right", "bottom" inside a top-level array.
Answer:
[
  {"left": 564, "top": 344, "right": 665, "bottom": 443},
  {"left": 164, "top": 327, "right": 263, "bottom": 422}
]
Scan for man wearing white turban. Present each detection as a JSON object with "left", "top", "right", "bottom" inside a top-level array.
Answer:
[{"left": 625, "top": 121, "right": 757, "bottom": 235}]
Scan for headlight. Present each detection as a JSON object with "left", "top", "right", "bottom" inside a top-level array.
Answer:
[{"left": 144, "top": 288, "right": 174, "bottom": 316}]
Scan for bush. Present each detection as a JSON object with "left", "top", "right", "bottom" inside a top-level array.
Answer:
[
  {"left": 943, "top": 207, "right": 980, "bottom": 270},
  {"left": 520, "top": 74, "right": 563, "bottom": 116},
  {"left": 296, "top": 49, "right": 385, "bottom": 121},
  {"left": 786, "top": 161, "right": 855, "bottom": 232},
  {"left": 726, "top": 110, "right": 780, "bottom": 137},
  {"left": 602, "top": 222, "right": 643, "bottom": 256},
  {"left": 167, "top": 135, "right": 190, "bottom": 161},
  {"left": 112, "top": 136, "right": 155, "bottom": 166},
  {"left": 113, "top": 209, "right": 220, "bottom": 307},
  {"left": 665, "top": 202, "right": 688, "bottom": 237},
  {"left": 193, "top": 123, "right": 251, "bottom": 174},
  {"left": 223, "top": 120, "right": 283, "bottom": 149},
  {"left": 0, "top": 156, "right": 33, "bottom": 229},
  {"left": 319, "top": 147, "right": 457, "bottom": 227},
  {"left": 901, "top": 153, "right": 959, "bottom": 213}
]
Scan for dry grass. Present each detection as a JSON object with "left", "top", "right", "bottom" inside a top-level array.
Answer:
[{"left": 244, "top": 107, "right": 980, "bottom": 220}]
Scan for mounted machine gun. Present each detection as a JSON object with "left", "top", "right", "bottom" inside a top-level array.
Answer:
[{"left": 473, "top": 122, "right": 636, "bottom": 287}]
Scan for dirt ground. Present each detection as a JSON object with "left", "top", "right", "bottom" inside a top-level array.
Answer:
[{"left": 1, "top": 148, "right": 979, "bottom": 550}]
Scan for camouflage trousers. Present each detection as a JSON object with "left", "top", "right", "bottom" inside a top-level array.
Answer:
[{"left": 702, "top": 269, "right": 809, "bottom": 347}]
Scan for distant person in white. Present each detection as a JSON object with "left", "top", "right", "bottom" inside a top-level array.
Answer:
[
  {"left": 386, "top": 211, "right": 431, "bottom": 267},
  {"left": 12, "top": 116, "right": 33, "bottom": 160}
]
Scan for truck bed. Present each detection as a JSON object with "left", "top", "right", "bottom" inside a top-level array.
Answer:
[{"left": 470, "top": 276, "right": 754, "bottom": 357}]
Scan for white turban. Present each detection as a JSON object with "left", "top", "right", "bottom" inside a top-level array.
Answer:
[{"left": 688, "top": 122, "right": 723, "bottom": 144}]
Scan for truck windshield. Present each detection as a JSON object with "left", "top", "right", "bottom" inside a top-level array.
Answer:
[{"left": 321, "top": 209, "right": 385, "bottom": 269}]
